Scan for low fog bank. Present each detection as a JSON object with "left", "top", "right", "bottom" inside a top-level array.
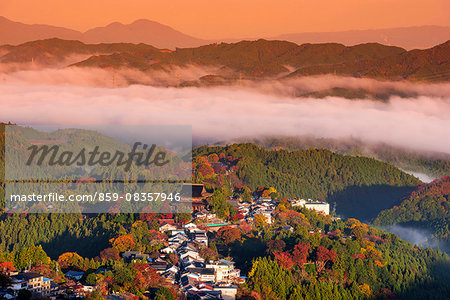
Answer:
[
  {"left": 0, "top": 69, "right": 449, "bottom": 155},
  {"left": 383, "top": 224, "right": 449, "bottom": 254},
  {"left": 1, "top": 65, "right": 450, "bottom": 100},
  {"left": 0, "top": 65, "right": 224, "bottom": 87},
  {"left": 0, "top": 55, "right": 100, "bottom": 73},
  {"left": 401, "top": 170, "right": 437, "bottom": 183}
]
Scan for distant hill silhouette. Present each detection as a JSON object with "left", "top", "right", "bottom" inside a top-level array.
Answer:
[
  {"left": 82, "top": 19, "right": 208, "bottom": 49},
  {"left": 0, "top": 16, "right": 83, "bottom": 45},
  {"left": 1, "top": 16, "right": 449, "bottom": 50},
  {"left": 271, "top": 26, "right": 450, "bottom": 50},
  {"left": 0, "top": 16, "right": 209, "bottom": 49}
]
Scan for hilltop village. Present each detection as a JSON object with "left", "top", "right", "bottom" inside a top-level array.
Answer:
[
  {"left": 0, "top": 182, "right": 331, "bottom": 300},
  {"left": 0, "top": 144, "right": 447, "bottom": 299}
]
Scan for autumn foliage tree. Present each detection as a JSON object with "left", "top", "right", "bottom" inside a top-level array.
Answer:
[
  {"left": 134, "top": 263, "right": 165, "bottom": 289},
  {"left": 197, "top": 163, "right": 215, "bottom": 177},
  {"left": 0, "top": 261, "right": 15, "bottom": 273},
  {"left": 315, "top": 246, "right": 337, "bottom": 273},
  {"left": 277, "top": 210, "right": 306, "bottom": 227},
  {"left": 99, "top": 247, "right": 120, "bottom": 261},
  {"left": 292, "top": 242, "right": 310, "bottom": 266},
  {"left": 254, "top": 214, "right": 268, "bottom": 229},
  {"left": 273, "top": 251, "right": 294, "bottom": 270},
  {"left": 266, "top": 240, "right": 286, "bottom": 254},
  {"left": 110, "top": 234, "right": 136, "bottom": 252},
  {"left": 57, "top": 252, "right": 84, "bottom": 269},
  {"left": 208, "top": 153, "right": 219, "bottom": 162},
  {"left": 199, "top": 247, "right": 219, "bottom": 263},
  {"left": 217, "top": 226, "right": 242, "bottom": 245},
  {"left": 239, "top": 221, "right": 252, "bottom": 234}
]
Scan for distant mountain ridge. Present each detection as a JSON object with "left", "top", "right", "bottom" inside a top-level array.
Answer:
[
  {"left": 1, "top": 16, "right": 449, "bottom": 50},
  {"left": 287, "top": 40, "right": 450, "bottom": 81},
  {"left": 71, "top": 39, "right": 450, "bottom": 82},
  {"left": 1, "top": 38, "right": 448, "bottom": 83},
  {"left": 0, "top": 16, "right": 84, "bottom": 45},
  {"left": 0, "top": 38, "right": 159, "bottom": 65},
  {"left": 71, "top": 39, "right": 407, "bottom": 76},
  {"left": 271, "top": 26, "right": 450, "bottom": 50},
  {"left": 0, "top": 16, "right": 209, "bottom": 49},
  {"left": 82, "top": 19, "right": 208, "bottom": 49}
]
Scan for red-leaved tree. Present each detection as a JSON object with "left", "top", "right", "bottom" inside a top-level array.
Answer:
[
  {"left": 273, "top": 251, "right": 294, "bottom": 270},
  {"left": 292, "top": 242, "right": 311, "bottom": 266}
]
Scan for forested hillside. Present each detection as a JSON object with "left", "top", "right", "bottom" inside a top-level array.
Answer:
[
  {"left": 3, "top": 38, "right": 448, "bottom": 83},
  {"left": 193, "top": 144, "right": 421, "bottom": 220},
  {"left": 287, "top": 40, "right": 450, "bottom": 82},
  {"left": 232, "top": 136, "right": 450, "bottom": 179},
  {"left": 236, "top": 205, "right": 450, "bottom": 300},
  {"left": 374, "top": 176, "right": 449, "bottom": 248},
  {"left": 0, "top": 214, "right": 120, "bottom": 259},
  {"left": 0, "top": 38, "right": 160, "bottom": 65}
]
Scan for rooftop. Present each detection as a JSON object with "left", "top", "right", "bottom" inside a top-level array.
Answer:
[{"left": 12, "top": 272, "right": 42, "bottom": 281}]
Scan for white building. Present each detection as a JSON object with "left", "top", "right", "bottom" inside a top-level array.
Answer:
[
  {"left": 214, "top": 285, "right": 238, "bottom": 300},
  {"left": 186, "top": 268, "right": 216, "bottom": 282},
  {"left": 304, "top": 202, "right": 330, "bottom": 215},
  {"left": 290, "top": 198, "right": 330, "bottom": 215},
  {"left": 10, "top": 273, "right": 51, "bottom": 296},
  {"left": 206, "top": 259, "right": 240, "bottom": 283}
]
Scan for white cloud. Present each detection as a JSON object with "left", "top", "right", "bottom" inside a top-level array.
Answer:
[{"left": 0, "top": 68, "right": 449, "bottom": 154}]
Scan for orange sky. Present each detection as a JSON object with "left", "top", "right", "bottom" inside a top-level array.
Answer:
[{"left": 1, "top": 0, "right": 449, "bottom": 39}]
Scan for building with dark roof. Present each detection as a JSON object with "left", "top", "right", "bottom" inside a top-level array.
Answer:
[{"left": 10, "top": 272, "right": 51, "bottom": 296}]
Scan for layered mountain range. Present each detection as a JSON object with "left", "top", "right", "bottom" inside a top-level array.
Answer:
[
  {"left": 0, "top": 16, "right": 208, "bottom": 49},
  {"left": 1, "top": 16, "right": 449, "bottom": 50},
  {"left": 1, "top": 38, "right": 448, "bottom": 83}
]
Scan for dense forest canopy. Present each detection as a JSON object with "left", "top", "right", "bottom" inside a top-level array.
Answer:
[
  {"left": 239, "top": 206, "right": 450, "bottom": 300},
  {"left": 374, "top": 176, "right": 450, "bottom": 250},
  {"left": 227, "top": 135, "right": 450, "bottom": 179}
]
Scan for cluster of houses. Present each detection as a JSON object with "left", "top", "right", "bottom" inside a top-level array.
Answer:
[
  {"left": 0, "top": 270, "right": 95, "bottom": 299},
  {"left": 234, "top": 197, "right": 276, "bottom": 224},
  {"left": 185, "top": 183, "right": 330, "bottom": 225},
  {"left": 0, "top": 183, "right": 332, "bottom": 300},
  {"left": 233, "top": 197, "right": 330, "bottom": 226},
  {"left": 161, "top": 222, "right": 241, "bottom": 300}
]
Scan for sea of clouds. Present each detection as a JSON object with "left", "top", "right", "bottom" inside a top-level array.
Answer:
[{"left": 0, "top": 67, "right": 449, "bottom": 155}]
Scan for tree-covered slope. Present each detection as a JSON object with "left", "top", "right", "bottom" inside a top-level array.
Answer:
[
  {"left": 193, "top": 144, "right": 421, "bottom": 220},
  {"left": 236, "top": 205, "right": 450, "bottom": 300},
  {"left": 288, "top": 40, "right": 450, "bottom": 82},
  {"left": 231, "top": 135, "right": 450, "bottom": 181},
  {"left": 374, "top": 176, "right": 450, "bottom": 246},
  {"left": 0, "top": 213, "right": 121, "bottom": 259},
  {"left": 0, "top": 38, "right": 160, "bottom": 65},
  {"left": 2, "top": 38, "right": 448, "bottom": 84},
  {"left": 73, "top": 39, "right": 406, "bottom": 78}
]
